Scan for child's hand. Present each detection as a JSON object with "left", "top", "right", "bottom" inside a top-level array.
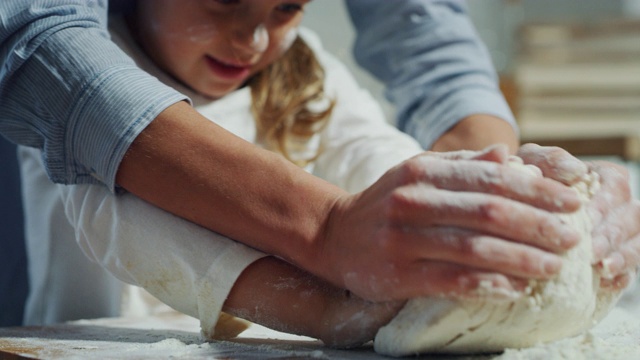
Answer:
[
  {"left": 223, "top": 257, "right": 403, "bottom": 346},
  {"left": 315, "top": 144, "right": 583, "bottom": 303},
  {"left": 318, "top": 291, "right": 404, "bottom": 348}
]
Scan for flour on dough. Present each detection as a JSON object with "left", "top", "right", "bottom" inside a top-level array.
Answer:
[{"left": 374, "top": 157, "right": 621, "bottom": 357}]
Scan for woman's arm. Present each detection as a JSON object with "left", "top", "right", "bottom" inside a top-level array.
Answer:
[
  {"left": 345, "top": 0, "right": 517, "bottom": 151},
  {"left": 116, "top": 104, "right": 583, "bottom": 302},
  {"left": 431, "top": 114, "right": 519, "bottom": 154},
  {"left": 115, "top": 101, "right": 345, "bottom": 279}
]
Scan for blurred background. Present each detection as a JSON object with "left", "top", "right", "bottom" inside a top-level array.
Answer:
[{"left": 303, "top": 0, "right": 640, "bottom": 195}]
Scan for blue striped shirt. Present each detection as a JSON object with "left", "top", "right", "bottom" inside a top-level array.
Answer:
[
  {"left": 0, "top": 0, "right": 515, "bottom": 191},
  {"left": 0, "top": 0, "right": 186, "bottom": 191},
  {"left": 346, "top": 0, "right": 516, "bottom": 150}
]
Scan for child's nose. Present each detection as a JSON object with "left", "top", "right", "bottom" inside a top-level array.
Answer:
[{"left": 231, "top": 23, "right": 269, "bottom": 54}]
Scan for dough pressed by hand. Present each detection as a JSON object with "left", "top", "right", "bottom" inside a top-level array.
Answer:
[{"left": 374, "top": 158, "right": 620, "bottom": 356}]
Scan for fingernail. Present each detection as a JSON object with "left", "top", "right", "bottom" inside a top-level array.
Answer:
[
  {"left": 542, "top": 255, "right": 562, "bottom": 275},
  {"left": 557, "top": 191, "right": 581, "bottom": 210},
  {"left": 600, "top": 253, "right": 625, "bottom": 279},
  {"left": 591, "top": 235, "right": 609, "bottom": 259},
  {"left": 560, "top": 227, "right": 580, "bottom": 249}
]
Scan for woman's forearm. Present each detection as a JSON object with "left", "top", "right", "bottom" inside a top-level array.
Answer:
[
  {"left": 115, "top": 101, "right": 344, "bottom": 276},
  {"left": 115, "top": 102, "right": 583, "bottom": 303},
  {"left": 430, "top": 114, "right": 519, "bottom": 154}
]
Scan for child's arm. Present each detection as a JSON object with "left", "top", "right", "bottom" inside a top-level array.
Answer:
[
  {"left": 224, "top": 256, "right": 403, "bottom": 347},
  {"left": 59, "top": 181, "right": 265, "bottom": 336}
]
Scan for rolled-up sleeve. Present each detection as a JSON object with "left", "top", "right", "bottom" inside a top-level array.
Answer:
[
  {"left": 58, "top": 178, "right": 266, "bottom": 338},
  {"left": 345, "top": 0, "right": 516, "bottom": 150},
  {"left": 0, "top": 0, "right": 187, "bottom": 191}
]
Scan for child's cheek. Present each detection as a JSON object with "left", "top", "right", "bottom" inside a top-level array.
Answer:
[{"left": 278, "top": 28, "right": 299, "bottom": 54}]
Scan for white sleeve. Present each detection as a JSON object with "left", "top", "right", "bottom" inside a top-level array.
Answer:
[
  {"left": 59, "top": 183, "right": 266, "bottom": 337},
  {"left": 301, "top": 30, "right": 425, "bottom": 194}
]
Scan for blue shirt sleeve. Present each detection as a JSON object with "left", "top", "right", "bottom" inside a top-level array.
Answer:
[
  {"left": 345, "top": 0, "right": 517, "bottom": 150},
  {"left": 0, "top": 0, "right": 187, "bottom": 191}
]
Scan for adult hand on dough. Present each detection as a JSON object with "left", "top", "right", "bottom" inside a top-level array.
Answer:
[
  {"left": 518, "top": 143, "right": 640, "bottom": 290},
  {"left": 317, "top": 145, "right": 583, "bottom": 302}
]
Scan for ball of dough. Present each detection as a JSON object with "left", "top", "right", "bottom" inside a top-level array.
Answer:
[{"left": 374, "top": 158, "right": 620, "bottom": 356}]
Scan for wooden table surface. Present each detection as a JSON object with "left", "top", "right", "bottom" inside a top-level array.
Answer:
[{"left": 1, "top": 307, "right": 640, "bottom": 359}]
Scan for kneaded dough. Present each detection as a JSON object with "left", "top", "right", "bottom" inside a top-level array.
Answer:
[{"left": 374, "top": 157, "right": 620, "bottom": 357}]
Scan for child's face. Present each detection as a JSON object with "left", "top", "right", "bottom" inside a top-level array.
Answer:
[{"left": 135, "top": 0, "right": 309, "bottom": 98}]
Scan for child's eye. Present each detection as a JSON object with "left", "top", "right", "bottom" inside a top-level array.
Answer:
[
  {"left": 214, "top": 0, "right": 240, "bottom": 5},
  {"left": 276, "top": 3, "right": 303, "bottom": 14}
]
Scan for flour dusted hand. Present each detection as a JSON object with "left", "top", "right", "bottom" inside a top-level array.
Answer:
[
  {"left": 373, "top": 157, "right": 623, "bottom": 356},
  {"left": 317, "top": 145, "right": 583, "bottom": 303},
  {"left": 519, "top": 144, "right": 640, "bottom": 289},
  {"left": 588, "top": 161, "right": 640, "bottom": 289}
]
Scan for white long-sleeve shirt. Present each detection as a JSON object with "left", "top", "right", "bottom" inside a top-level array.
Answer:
[{"left": 19, "top": 21, "right": 424, "bottom": 335}]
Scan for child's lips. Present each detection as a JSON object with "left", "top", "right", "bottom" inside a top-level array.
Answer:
[{"left": 205, "top": 56, "right": 251, "bottom": 80}]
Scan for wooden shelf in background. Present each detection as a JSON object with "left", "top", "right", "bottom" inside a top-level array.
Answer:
[{"left": 521, "top": 135, "right": 640, "bottom": 161}]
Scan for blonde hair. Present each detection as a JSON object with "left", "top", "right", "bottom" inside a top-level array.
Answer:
[{"left": 250, "top": 37, "right": 334, "bottom": 167}]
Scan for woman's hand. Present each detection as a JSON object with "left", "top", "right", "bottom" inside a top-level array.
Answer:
[
  {"left": 518, "top": 143, "right": 640, "bottom": 290},
  {"left": 316, "top": 145, "right": 583, "bottom": 302}
]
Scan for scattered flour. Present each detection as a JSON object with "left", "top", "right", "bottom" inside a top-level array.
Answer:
[
  {"left": 374, "top": 158, "right": 622, "bottom": 357},
  {"left": 493, "top": 307, "right": 640, "bottom": 359}
]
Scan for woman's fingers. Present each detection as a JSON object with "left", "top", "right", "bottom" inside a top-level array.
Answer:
[
  {"left": 323, "top": 148, "right": 588, "bottom": 303},
  {"left": 388, "top": 187, "right": 580, "bottom": 253},
  {"left": 385, "top": 227, "right": 564, "bottom": 279},
  {"left": 517, "top": 143, "right": 588, "bottom": 185},
  {"left": 342, "top": 260, "right": 530, "bottom": 302},
  {"left": 425, "top": 143, "right": 510, "bottom": 163},
  {"left": 401, "top": 156, "right": 582, "bottom": 213}
]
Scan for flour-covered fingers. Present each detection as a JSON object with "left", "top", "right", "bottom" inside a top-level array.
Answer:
[
  {"left": 517, "top": 143, "right": 588, "bottom": 186},
  {"left": 409, "top": 262, "right": 530, "bottom": 300},
  {"left": 424, "top": 144, "right": 510, "bottom": 163},
  {"left": 402, "top": 157, "right": 581, "bottom": 213},
  {"left": 586, "top": 161, "right": 631, "bottom": 227},
  {"left": 340, "top": 261, "right": 528, "bottom": 302},
  {"left": 592, "top": 200, "right": 640, "bottom": 264},
  {"left": 389, "top": 188, "right": 580, "bottom": 253},
  {"left": 390, "top": 227, "right": 564, "bottom": 279},
  {"left": 595, "top": 228, "right": 640, "bottom": 282},
  {"left": 599, "top": 272, "right": 635, "bottom": 291}
]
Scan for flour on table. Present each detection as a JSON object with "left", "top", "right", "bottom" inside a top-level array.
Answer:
[{"left": 374, "top": 157, "right": 621, "bottom": 357}]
